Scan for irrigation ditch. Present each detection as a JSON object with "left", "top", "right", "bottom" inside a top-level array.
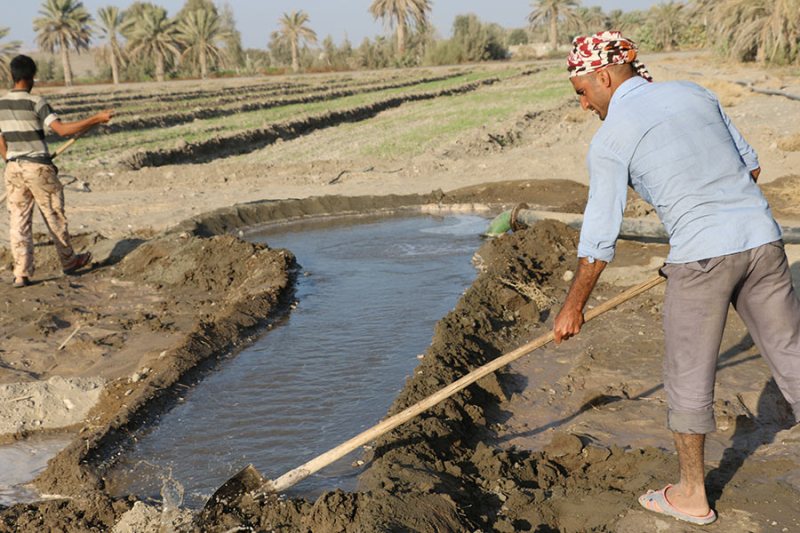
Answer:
[{"left": 0, "top": 180, "right": 645, "bottom": 531}]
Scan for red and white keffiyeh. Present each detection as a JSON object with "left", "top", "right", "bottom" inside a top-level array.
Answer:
[{"left": 567, "top": 31, "right": 653, "bottom": 82}]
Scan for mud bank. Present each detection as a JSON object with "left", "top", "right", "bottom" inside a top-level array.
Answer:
[
  {"left": 169, "top": 179, "right": 589, "bottom": 239},
  {"left": 0, "top": 233, "right": 295, "bottom": 530}
]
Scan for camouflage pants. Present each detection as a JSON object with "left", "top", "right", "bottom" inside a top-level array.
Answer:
[{"left": 4, "top": 160, "right": 76, "bottom": 278}]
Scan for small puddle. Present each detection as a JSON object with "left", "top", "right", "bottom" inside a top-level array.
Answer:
[
  {"left": 106, "top": 213, "right": 486, "bottom": 507},
  {"left": 0, "top": 434, "right": 72, "bottom": 506}
]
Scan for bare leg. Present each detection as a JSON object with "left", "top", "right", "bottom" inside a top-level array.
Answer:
[{"left": 667, "top": 432, "right": 711, "bottom": 516}]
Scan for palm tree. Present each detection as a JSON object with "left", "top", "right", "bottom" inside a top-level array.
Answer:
[
  {"left": 569, "top": 6, "right": 608, "bottom": 34},
  {"left": 96, "top": 6, "right": 125, "bottom": 85},
  {"left": 712, "top": 0, "right": 800, "bottom": 65},
  {"left": 126, "top": 5, "right": 181, "bottom": 82},
  {"left": 177, "top": 8, "right": 231, "bottom": 79},
  {"left": 33, "top": 0, "right": 93, "bottom": 87},
  {"left": 369, "top": 0, "right": 432, "bottom": 58},
  {"left": 608, "top": 9, "right": 647, "bottom": 38},
  {"left": 219, "top": 3, "right": 245, "bottom": 71},
  {"left": 0, "top": 28, "right": 22, "bottom": 83},
  {"left": 688, "top": 0, "right": 715, "bottom": 30},
  {"left": 649, "top": 2, "right": 685, "bottom": 52},
  {"left": 278, "top": 10, "right": 317, "bottom": 73},
  {"left": 528, "top": 0, "right": 581, "bottom": 52}
]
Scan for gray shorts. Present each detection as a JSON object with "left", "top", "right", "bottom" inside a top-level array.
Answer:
[{"left": 661, "top": 241, "right": 800, "bottom": 433}]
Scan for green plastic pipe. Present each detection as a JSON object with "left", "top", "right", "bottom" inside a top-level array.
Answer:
[{"left": 484, "top": 209, "right": 513, "bottom": 237}]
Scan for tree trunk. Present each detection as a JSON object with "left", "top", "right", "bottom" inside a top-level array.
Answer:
[
  {"left": 549, "top": 11, "right": 558, "bottom": 52},
  {"left": 156, "top": 53, "right": 165, "bottom": 82},
  {"left": 291, "top": 37, "right": 299, "bottom": 73},
  {"left": 200, "top": 47, "right": 208, "bottom": 79},
  {"left": 397, "top": 16, "right": 406, "bottom": 58},
  {"left": 756, "top": 27, "right": 768, "bottom": 64},
  {"left": 110, "top": 39, "right": 120, "bottom": 85},
  {"left": 61, "top": 40, "right": 73, "bottom": 87}
]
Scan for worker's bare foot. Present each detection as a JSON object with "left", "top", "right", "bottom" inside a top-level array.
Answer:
[
  {"left": 12, "top": 276, "right": 31, "bottom": 288},
  {"left": 664, "top": 483, "right": 711, "bottom": 517}
]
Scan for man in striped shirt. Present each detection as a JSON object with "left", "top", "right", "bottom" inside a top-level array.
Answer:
[{"left": 0, "top": 55, "right": 113, "bottom": 287}]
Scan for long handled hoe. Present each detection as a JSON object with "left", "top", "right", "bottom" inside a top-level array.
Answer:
[
  {"left": 0, "top": 126, "right": 94, "bottom": 205},
  {"left": 207, "top": 273, "right": 666, "bottom": 509}
]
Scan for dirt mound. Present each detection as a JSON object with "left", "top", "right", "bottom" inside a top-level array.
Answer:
[
  {"left": 0, "top": 492, "right": 129, "bottom": 533},
  {"left": 197, "top": 221, "right": 674, "bottom": 532},
  {"left": 118, "top": 233, "right": 287, "bottom": 296},
  {"left": 446, "top": 179, "right": 589, "bottom": 213},
  {"left": 0, "top": 377, "right": 104, "bottom": 440}
]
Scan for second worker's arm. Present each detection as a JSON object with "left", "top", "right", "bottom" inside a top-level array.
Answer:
[{"left": 50, "top": 109, "right": 114, "bottom": 138}]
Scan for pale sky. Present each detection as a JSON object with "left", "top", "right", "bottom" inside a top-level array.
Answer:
[{"left": 2, "top": 0, "right": 665, "bottom": 51}]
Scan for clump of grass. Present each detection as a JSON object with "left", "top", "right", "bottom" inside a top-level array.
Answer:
[
  {"left": 699, "top": 79, "right": 747, "bottom": 107},
  {"left": 777, "top": 133, "right": 800, "bottom": 152}
]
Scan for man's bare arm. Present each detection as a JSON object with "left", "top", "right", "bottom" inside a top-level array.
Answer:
[
  {"left": 751, "top": 167, "right": 761, "bottom": 182},
  {"left": 553, "top": 257, "right": 607, "bottom": 344},
  {"left": 0, "top": 134, "right": 7, "bottom": 161},
  {"left": 50, "top": 109, "right": 114, "bottom": 138}
]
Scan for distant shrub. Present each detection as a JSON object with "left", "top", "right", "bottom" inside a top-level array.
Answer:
[
  {"left": 424, "top": 14, "right": 508, "bottom": 65},
  {"left": 508, "top": 29, "right": 529, "bottom": 46}
]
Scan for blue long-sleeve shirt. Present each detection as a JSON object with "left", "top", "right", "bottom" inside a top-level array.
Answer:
[{"left": 578, "top": 76, "right": 781, "bottom": 264}]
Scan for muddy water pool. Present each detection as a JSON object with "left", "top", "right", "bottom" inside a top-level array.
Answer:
[
  {"left": 106, "top": 214, "right": 486, "bottom": 507},
  {"left": 0, "top": 435, "right": 72, "bottom": 506}
]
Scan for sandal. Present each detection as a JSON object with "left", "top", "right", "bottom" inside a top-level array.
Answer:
[
  {"left": 639, "top": 484, "right": 717, "bottom": 525},
  {"left": 63, "top": 252, "right": 92, "bottom": 275}
]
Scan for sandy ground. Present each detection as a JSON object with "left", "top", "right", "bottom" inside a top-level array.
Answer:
[{"left": 0, "top": 51, "right": 799, "bottom": 531}]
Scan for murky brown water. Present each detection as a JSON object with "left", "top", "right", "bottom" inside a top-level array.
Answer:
[{"left": 105, "top": 214, "right": 486, "bottom": 507}]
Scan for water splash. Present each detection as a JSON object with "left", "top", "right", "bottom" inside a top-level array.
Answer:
[{"left": 159, "top": 467, "right": 185, "bottom": 531}]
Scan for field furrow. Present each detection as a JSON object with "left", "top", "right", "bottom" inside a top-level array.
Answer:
[
  {"left": 65, "top": 73, "right": 469, "bottom": 134},
  {"left": 120, "top": 77, "right": 503, "bottom": 168},
  {"left": 55, "top": 72, "right": 444, "bottom": 117}
]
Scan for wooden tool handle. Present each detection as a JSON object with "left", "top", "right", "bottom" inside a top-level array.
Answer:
[
  {"left": 52, "top": 124, "right": 96, "bottom": 159},
  {"left": 263, "top": 273, "right": 666, "bottom": 493}
]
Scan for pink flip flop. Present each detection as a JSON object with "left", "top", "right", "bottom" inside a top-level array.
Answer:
[{"left": 638, "top": 484, "right": 717, "bottom": 525}]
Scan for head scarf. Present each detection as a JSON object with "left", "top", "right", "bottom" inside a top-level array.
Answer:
[{"left": 567, "top": 31, "right": 653, "bottom": 82}]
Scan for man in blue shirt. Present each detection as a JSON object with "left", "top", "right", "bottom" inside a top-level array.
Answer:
[{"left": 553, "top": 31, "right": 800, "bottom": 526}]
